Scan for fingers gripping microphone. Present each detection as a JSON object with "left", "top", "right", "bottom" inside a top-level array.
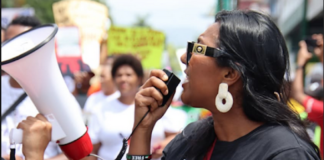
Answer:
[{"left": 1, "top": 24, "right": 92, "bottom": 160}]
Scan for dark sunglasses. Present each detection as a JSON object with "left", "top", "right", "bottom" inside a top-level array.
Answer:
[{"left": 186, "top": 41, "right": 228, "bottom": 65}]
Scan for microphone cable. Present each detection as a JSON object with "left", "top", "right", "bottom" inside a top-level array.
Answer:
[
  {"left": 9, "top": 143, "right": 16, "bottom": 160},
  {"left": 89, "top": 153, "right": 105, "bottom": 160},
  {"left": 115, "top": 109, "right": 150, "bottom": 160}
]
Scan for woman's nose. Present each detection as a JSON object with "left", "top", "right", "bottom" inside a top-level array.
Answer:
[{"left": 120, "top": 75, "right": 128, "bottom": 81}]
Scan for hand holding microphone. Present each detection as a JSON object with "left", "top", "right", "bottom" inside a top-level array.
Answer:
[
  {"left": 128, "top": 69, "right": 180, "bottom": 156},
  {"left": 134, "top": 69, "right": 180, "bottom": 129},
  {"left": 16, "top": 114, "right": 52, "bottom": 160}
]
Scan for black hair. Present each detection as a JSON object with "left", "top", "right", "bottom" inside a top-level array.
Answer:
[
  {"left": 185, "top": 10, "right": 320, "bottom": 159},
  {"left": 8, "top": 16, "right": 41, "bottom": 28},
  {"left": 111, "top": 54, "right": 144, "bottom": 79}
]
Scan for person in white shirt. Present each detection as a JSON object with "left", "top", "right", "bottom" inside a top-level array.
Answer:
[
  {"left": 1, "top": 16, "right": 66, "bottom": 160},
  {"left": 83, "top": 56, "right": 120, "bottom": 124},
  {"left": 83, "top": 56, "right": 120, "bottom": 114},
  {"left": 86, "top": 54, "right": 186, "bottom": 160}
]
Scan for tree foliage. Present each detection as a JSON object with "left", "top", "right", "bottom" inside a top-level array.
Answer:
[{"left": 133, "top": 14, "right": 151, "bottom": 28}]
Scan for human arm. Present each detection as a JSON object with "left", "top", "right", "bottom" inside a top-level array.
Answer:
[
  {"left": 291, "top": 41, "right": 313, "bottom": 104},
  {"left": 16, "top": 114, "right": 52, "bottom": 160},
  {"left": 302, "top": 96, "right": 324, "bottom": 126},
  {"left": 291, "top": 40, "right": 323, "bottom": 124},
  {"left": 128, "top": 70, "right": 173, "bottom": 155}
]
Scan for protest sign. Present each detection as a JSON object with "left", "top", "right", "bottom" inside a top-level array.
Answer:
[
  {"left": 53, "top": 0, "right": 108, "bottom": 69},
  {"left": 55, "top": 26, "right": 83, "bottom": 76},
  {"left": 53, "top": 0, "right": 108, "bottom": 44},
  {"left": 108, "top": 26, "right": 165, "bottom": 69}
]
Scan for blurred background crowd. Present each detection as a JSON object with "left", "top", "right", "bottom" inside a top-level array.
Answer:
[{"left": 1, "top": 0, "right": 323, "bottom": 159}]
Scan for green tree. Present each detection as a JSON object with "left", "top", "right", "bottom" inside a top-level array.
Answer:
[
  {"left": 24, "top": 0, "right": 61, "bottom": 24},
  {"left": 133, "top": 14, "right": 151, "bottom": 28},
  {"left": 1, "top": 0, "right": 60, "bottom": 24}
]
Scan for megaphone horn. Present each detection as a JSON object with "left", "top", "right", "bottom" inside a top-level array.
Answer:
[{"left": 1, "top": 24, "right": 93, "bottom": 160}]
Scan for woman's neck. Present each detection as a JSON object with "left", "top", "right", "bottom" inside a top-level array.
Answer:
[
  {"left": 118, "top": 94, "right": 135, "bottom": 105},
  {"left": 211, "top": 107, "right": 263, "bottom": 142}
]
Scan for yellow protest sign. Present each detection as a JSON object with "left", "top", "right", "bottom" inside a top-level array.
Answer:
[{"left": 108, "top": 26, "right": 165, "bottom": 69}]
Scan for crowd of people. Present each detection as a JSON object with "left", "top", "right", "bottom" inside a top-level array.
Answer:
[{"left": 1, "top": 9, "right": 323, "bottom": 160}]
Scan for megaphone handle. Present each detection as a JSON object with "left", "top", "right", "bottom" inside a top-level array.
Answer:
[
  {"left": 10, "top": 128, "right": 23, "bottom": 144},
  {"left": 9, "top": 114, "right": 67, "bottom": 144}
]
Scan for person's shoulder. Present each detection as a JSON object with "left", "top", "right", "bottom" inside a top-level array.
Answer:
[
  {"left": 183, "top": 117, "right": 212, "bottom": 131},
  {"left": 95, "top": 98, "right": 119, "bottom": 112},
  {"left": 104, "top": 97, "right": 119, "bottom": 106},
  {"left": 261, "top": 124, "right": 303, "bottom": 146},
  {"left": 255, "top": 124, "right": 319, "bottom": 159},
  {"left": 162, "top": 118, "right": 213, "bottom": 159},
  {"left": 269, "top": 145, "right": 320, "bottom": 160},
  {"left": 84, "top": 91, "right": 107, "bottom": 111},
  {"left": 165, "top": 117, "right": 212, "bottom": 146},
  {"left": 107, "top": 91, "right": 120, "bottom": 99},
  {"left": 88, "top": 90, "right": 105, "bottom": 100}
]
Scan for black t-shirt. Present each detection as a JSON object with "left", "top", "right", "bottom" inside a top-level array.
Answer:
[
  {"left": 162, "top": 119, "right": 320, "bottom": 160},
  {"left": 210, "top": 124, "right": 319, "bottom": 160}
]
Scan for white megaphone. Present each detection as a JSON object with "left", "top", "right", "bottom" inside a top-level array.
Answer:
[{"left": 1, "top": 24, "right": 93, "bottom": 160}]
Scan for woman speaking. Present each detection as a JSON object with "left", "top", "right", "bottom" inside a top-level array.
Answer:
[{"left": 127, "top": 10, "right": 321, "bottom": 160}]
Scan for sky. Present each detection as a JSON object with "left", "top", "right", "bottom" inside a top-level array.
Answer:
[{"left": 106, "top": 0, "right": 216, "bottom": 48}]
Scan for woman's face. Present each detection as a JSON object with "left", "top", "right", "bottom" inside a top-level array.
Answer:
[
  {"left": 180, "top": 23, "right": 225, "bottom": 108},
  {"left": 114, "top": 65, "right": 141, "bottom": 96},
  {"left": 100, "top": 66, "right": 113, "bottom": 93}
]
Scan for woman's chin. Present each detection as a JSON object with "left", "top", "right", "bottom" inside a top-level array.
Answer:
[{"left": 180, "top": 92, "right": 191, "bottom": 106}]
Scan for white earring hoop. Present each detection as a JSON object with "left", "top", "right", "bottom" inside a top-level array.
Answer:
[{"left": 215, "top": 83, "right": 233, "bottom": 113}]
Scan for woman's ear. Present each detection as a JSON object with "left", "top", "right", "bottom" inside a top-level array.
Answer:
[{"left": 222, "top": 67, "right": 240, "bottom": 86}]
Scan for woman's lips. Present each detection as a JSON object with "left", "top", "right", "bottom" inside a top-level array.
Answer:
[
  {"left": 119, "top": 83, "right": 128, "bottom": 89},
  {"left": 182, "top": 77, "right": 189, "bottom": 87}
]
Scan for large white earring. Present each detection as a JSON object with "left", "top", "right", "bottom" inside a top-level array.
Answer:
[{"left": 215, "top": 83, "right": 233, "bottom": 113}]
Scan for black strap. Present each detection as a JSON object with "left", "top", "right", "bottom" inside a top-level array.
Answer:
[
  {"left": 1, "top": 92, "right": 27, "bottom": 121},
  {"left": 10, "top": 148, "right": 15, "bottom": 160}
]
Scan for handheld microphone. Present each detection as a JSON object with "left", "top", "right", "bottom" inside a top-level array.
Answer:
[{"left": 158, "top": 69, "right": 181, "bottom": 106}]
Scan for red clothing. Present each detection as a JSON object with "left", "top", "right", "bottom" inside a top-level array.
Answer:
[
  {"left": 303, "top": 96, "right": 323, "bottom": 157},
  {"left": 204, "top": 139, "right": 216, "bottom": 160}
]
